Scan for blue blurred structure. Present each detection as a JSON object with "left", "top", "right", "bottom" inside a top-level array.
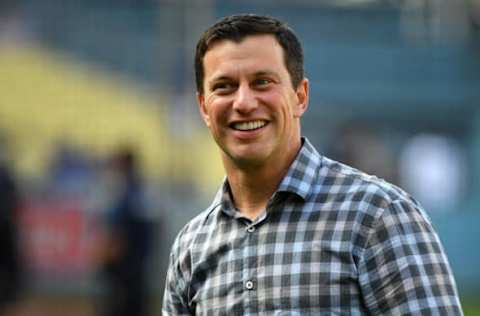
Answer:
[{"left": 3, "top": 0, "right": 480, "bottom": 313}]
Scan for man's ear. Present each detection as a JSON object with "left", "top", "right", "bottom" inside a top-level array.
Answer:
[
  {"left": 197, "top": 92, "right": 211, "bottom": 127},
  {"left": 294, "top": 78, "right": 309, "bottom": 118}
]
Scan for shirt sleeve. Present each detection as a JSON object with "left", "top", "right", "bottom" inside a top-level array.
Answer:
[
  {"left": 162, "top": 238, "right": 193, "bottom": 316},
  {"left": 358, "top": 199, "right": 463, "bottom": 315}
]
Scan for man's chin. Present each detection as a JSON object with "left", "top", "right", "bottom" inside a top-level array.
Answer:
[{"left": 225, "top": 150, "right": 270, "bottom": 169}]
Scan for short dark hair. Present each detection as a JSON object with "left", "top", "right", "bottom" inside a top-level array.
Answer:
[{"left": 194, "top": 14, "right": 304, "bottom": 94}]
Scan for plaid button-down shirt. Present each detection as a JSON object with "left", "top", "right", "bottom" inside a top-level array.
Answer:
[{"left": 163, "top": 138, "right": 463, "bottom": 315}]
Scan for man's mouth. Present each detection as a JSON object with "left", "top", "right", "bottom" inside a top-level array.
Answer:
[{"left": 231, "top": 120, "right": 267, "bottom": 131}]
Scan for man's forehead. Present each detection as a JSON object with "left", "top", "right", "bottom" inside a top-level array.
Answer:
[{"left": 204, "top": 44, "right": 284, "bottom": 79}]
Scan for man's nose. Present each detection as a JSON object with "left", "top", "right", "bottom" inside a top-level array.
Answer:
[{"left": 232, "top": 84, "right": 258, "bottom": 113}]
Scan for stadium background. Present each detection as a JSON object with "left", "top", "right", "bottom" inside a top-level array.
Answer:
[{"left": 1, "top": 0, "right": 479, "bottom": 314}]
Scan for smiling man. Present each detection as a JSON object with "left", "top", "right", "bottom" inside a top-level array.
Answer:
[
  {"left": 162, "top": 14, "right": 463, "bottom": 315},
  {"left": 197, "top": 32, "right": 308, "bottom": 221}
]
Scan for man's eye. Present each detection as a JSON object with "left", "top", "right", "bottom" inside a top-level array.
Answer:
[
  {"left": 254, "top": 78, "right": 271, "bottom": 87},
  {"left": 212, "top": 82, "right": 235, "bottom": 92}
]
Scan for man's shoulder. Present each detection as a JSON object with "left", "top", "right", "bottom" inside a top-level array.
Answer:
[
  {"left": 309, "top": 156, "right": 432, "bottom": 238},
  {"left": 317, "top": 156, "right": 419, "bottom": 210},
  {"left": 294, "top": 139, "right": 413, "bottom": 207}
]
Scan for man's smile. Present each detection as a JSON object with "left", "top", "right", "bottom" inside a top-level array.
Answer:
[{"left": 230, "top": 120, "right": 268, "bottom": 131}]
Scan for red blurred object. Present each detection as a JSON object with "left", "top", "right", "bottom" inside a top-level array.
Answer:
[{"left": 17, "top": 198, "right": 96, "bottom": 277}]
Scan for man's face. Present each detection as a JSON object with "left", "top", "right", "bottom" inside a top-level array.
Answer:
[{"left": 197, "top": 34, "right": 308, "bottom": 169}]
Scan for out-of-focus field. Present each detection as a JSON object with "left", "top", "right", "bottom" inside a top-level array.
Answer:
[
  {"left": 463, "top": 298, "right": 480, "bottom": 316},
  {"left": 2, "top": 294, "right": 165, "bottom": 316}
]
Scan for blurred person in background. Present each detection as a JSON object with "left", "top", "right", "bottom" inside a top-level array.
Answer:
[
  {"left": 0, "top": 138, "right": 22, "bottom": 315},
  {"left": 95, "top": 147, "right": 153, "bottom": 316},
  {"left": 162, "top": 14, "right": 463, "bottom": 315}
]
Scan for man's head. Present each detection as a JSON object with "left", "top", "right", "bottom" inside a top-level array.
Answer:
[
  {"left": 195, "top": 14, "right": 304, "bottom": 95},
  {"left": 195, "top": 15, "right": 309, "bottom": 171}
]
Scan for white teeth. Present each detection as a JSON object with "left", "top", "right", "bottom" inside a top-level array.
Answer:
[{"left": 233, "top": 120, "right": 267, "bottom": 131}]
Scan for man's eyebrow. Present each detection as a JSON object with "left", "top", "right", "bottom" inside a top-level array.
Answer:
[
  {"left": 252, "top": 70, "right": 281, "bottom": 80},
  {"left": 254, "top": 70, "right": 278, "bottom": 77},
  {"left": 208, "top": 71, "right": 280, "bottom": 85},
  {"left": 209, "top": 75, "right": 232, "bottom": 83}
]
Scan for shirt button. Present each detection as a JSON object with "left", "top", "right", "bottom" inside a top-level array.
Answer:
[
  {"left": 246, "top": 226, "right": 255, "bottom": 233},
  {"left": 245, "top": 280, "right": 255, "bottom": 290}
]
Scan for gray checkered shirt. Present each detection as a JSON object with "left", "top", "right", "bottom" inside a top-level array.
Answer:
[{"left": 163, "top": 138, "right": 463, "bottom": 315}]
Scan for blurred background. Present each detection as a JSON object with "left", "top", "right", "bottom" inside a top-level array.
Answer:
[{"left": 0, "top": 0, "right": 479, "bottom": 315}]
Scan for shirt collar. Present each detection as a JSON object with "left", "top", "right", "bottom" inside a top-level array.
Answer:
[
  {"left": 276, "top": 137, "right": 322, "bottom": 200},
  {"left": 210, "top": 137, "right": 322, "bottom": 215},
  {"left": 208, "top": 177, "right": 236, "bottom": 218}
]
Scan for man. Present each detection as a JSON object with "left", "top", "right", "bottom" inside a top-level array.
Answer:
[
  {"left": 163, "top": 14, "right": 463, "bottom": 315},
  {"left": 97, "top": 148, "right": 154, "bottom": 316}
]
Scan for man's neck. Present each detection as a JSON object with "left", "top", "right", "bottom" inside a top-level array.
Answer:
[
  {"left": 223, "top": 142, "right": 302, "bottom": 221},
  {"left": 226, "top": 166, "right": 280, "bottom": 220}
]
